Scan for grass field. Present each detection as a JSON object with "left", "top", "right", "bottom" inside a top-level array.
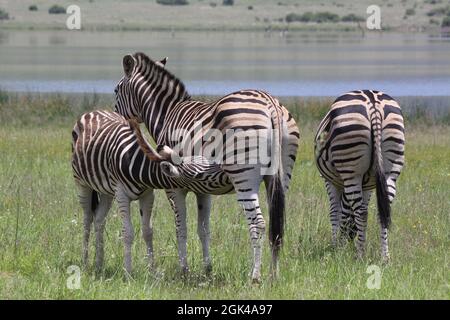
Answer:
[
  {"left": 0, "top": 93, "right": 449, "bottom": 299},
  {"left": 1, "top": 0, "right": 449, "bottom": 32}
]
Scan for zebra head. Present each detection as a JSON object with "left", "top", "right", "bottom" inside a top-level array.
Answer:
[
  {"left": 160, "top": 157, "right": 222, "bottom": 181},
  {"left": 114, "top": 54, "right": 168, "bottom": 121}
]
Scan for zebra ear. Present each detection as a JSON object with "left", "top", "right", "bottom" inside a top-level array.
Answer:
[
  {"left": 123, "top": 54, "right": 135, "bottom": 77},
  {"left": 157, "top": 57, "right": 168, "bottom": 67}
]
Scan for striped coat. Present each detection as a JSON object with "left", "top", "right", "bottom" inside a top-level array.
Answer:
[
  {"left": 72, "top": 110, "right": 229, "bottom": 273},
  {"left": 114, "top": 52, "right": 300, "bottom": 281},
  {"left": 314, "top": 90, "right": 405, "bottom": 261}
]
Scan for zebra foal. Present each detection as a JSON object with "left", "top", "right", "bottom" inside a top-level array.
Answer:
[
  {"left": 314, "top": 90, "right": 405, "bottom": 261},
  {"left": 72, "top": 110, "right": 228, "bottom": 274}
]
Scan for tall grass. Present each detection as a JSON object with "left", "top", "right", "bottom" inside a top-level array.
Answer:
[
  {"left": 1, "top": 91, "right": 449, "bottom": 128},
  {"left": 0, "top": 91, "right": 449, "bottom": 299}
]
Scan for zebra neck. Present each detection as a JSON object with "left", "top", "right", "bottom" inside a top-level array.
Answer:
[{"left": 139, "top": 78, "right": 189, "bottom": 141}]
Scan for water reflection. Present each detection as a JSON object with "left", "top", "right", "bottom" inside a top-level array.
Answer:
[{"left": 0, "top": 30, "right": 449, "bottom": 96}]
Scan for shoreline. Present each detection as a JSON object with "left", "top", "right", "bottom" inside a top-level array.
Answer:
[{"left": 0, "top": 23, "right": 447, "bottom": 34}]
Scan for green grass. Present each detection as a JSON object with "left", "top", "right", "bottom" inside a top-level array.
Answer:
[{"left": 0, "top": 93, "right": 449, "bottom": 299}]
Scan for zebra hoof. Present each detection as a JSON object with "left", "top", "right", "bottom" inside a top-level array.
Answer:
[
  {"left": 251, "top": 270, "right": 262, "bottom": 284},
  {"left": 204, "top": 263, "right": 213, "bottom": 275},
  {"left": 181, "top": 265, "right": 190, "bottom": 275},
  {"left": 382, "top": 254, "right": 390, "bottom": 265}
]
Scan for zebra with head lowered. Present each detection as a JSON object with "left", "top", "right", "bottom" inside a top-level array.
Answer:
[
  {"left": 72, "top": 110, "right": 230, "bottom": 274},
  {"left": 314, "top": 90, "right": 405, "bottom": 262},
  {"left": 114, "top": 52, "right": 299, "bottom": 282}
]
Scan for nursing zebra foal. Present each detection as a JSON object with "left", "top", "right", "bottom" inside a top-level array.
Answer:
[
  {"left": 314, "top": 90, "right": 405, "bottom": 261},
  {"left": 114, "top": 52, "right": 299, "bottom": 282},
  {"left": 72, "top": 110, "right": 229, "bottom": 274}
]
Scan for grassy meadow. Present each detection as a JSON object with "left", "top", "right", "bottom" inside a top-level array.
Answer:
[
  {"left": 1, "top": 0, "right": 450, "bottom": 32},
  {"left": 0, "top": 92, "right": 449, "bottom": 299}
]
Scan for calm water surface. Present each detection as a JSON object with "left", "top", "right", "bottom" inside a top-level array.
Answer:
[{"left": 1, "top": 30, "right": 449, "bottom": 96}]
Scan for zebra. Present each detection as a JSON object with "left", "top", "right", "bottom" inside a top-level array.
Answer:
[
  {"left": 114, "top": 52, "right": 299, "bottom": 282},
  {"left": 314, "top": 90, "right": 405, "bottom": 262},
  {"left": 71, "top": 110, "right": 230, "bottom": 274}
]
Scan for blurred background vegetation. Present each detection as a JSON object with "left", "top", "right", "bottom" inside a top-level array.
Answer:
[{"left": 1, "top": 0, "right": 450, "bottom": 31}]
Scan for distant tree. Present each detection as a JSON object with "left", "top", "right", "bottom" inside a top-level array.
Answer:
[
  {"left": 442, "top": 16, "right": 450, "bottom": 27},
  {"left": 405, "top": 8, "right": 416, "bottom": 16},
  {"left": 427, "top": 6, "right": 450, "bottom": 17},
  {"left": 48, "top": 5, "right": 66, "bottom": 14},
  {"left": 341, "top": 13, "right": 365, "bottom": 22},
  {"left": 285, "top": 11, "right": 339, "bottom": 23},
  {"left": 0, "top": 8, "right": 9, "bottom": 20},
  {"left": 313, "top": 11, "right": 339, "bottom": 23},
  {"left": 285, "top": 13, "right": 302, "bottom": 23},
  {"left": 156, "top": 0, "right": 189, "bottom": 5},
  {"left": 29, "top": 5, "right": 38, "bottom": 11},
  {"left": 223, "top": 0, "right": 234, "bottom": 6}
]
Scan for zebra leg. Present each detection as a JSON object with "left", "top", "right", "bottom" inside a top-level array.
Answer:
[
  {"left": 139, "top": 190, "right": 155, "bottom": 270},
  {"left": 237, "top": 189, "right": 265, "bottom": 283},
  {"left": 166, "top": 189, "right": 189, "bottom": 274},
  {"left": 78, "top": 185, "right": 94, "bottom": 268},
  {"left": 340, "top": 178, "right": 365, "bottom": 255},
  {"left": 339, "top": 192, "right": 356, "bottom": 243},
  {"left": 93, "top": 194, "right": 113, "bottom": 272},
  {"left": 195, "top": 193, "right": 212, "bottom": 274},
  {"left": 381, "top": 177, "right": 397, "bottom": 263},
  {"left": 116, "top": 188, "right": 134, "bottom": 276},
  {"left": 325, "top": 181, "right": 342, "bottom": 247},
  {"left": 352, "top": 191, "right": 370, "bottom": 259}
]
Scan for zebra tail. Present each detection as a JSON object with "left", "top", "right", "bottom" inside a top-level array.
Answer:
[
  {"left": 91, "top": 190, "right": 99, "bottom": 212},
  {"left": 269, "top": 172, "right": 285, "bottom": 256},
  {"left": 268, "top": 101, "right": 286, "bottom": 256},
  {"left": 372, "top": 110, "right": 391, "bottom": 229},
  {"left": 128, "top": 118, "right": 163, "bottom": 161}
]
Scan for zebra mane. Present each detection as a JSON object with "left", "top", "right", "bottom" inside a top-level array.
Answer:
[{"left": 133, "top": 52, "right": 191, "bottom": 101}]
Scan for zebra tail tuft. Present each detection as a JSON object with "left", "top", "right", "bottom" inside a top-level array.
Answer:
[
  {"left": 376, "top": 165, "right": 391, "bottom": 229},
  {"left": 269, "top": 172, "right": 285, "bottom": 256},
  {"left": 91, "top": 190, "right": 99, "bottom": 212}
]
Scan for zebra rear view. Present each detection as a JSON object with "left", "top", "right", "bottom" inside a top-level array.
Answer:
[{"left": 314, "top": 90, "right": 405, "bottom": 261}]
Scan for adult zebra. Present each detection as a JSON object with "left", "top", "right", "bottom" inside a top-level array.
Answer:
[
  {"left": 314, "top": 90, "right": 405, "bottom": 261},
  {"left": 72, "top": 110, "right": 230, "bottom": 274},
  {"left": 114, "top": 52, "right": 299, "bottom": 282}
]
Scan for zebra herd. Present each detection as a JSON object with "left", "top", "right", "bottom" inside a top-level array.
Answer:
[{"left": 72, "top": 52, "right": 405, "bottom": 282}]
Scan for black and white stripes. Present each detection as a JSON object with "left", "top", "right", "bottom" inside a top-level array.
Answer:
[
  {"left": 72, "top": 110, "right": 230, "bottom": 273},
  {"left": 114, "top": 52, "right": 300, "bottom": 281},
  {"left": 314, "top": 90, "right": 405, "bottom": 261}
]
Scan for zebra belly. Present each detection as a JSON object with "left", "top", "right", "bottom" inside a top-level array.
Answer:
[{"left": 73, "top": 172, "right": 117, "bottom": 196}]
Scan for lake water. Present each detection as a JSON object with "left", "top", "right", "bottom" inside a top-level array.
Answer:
[{"left": 1, "top": 30, "right": 450, "bottom": 97}]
